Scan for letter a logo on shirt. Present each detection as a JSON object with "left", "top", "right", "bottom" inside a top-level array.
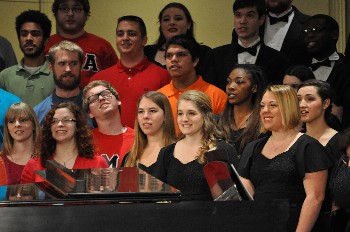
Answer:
[{"left": 83, "top": 53, "right": 99, "bottom": 72}]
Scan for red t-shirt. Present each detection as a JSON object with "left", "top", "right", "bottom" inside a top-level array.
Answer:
[
  {"left": 90, "top": 57, "right": 171, "bottom": 128},
  {"left": 20, "top": 155, "right": 108, "bottom": 184},
  {"left": 2, "top": 154, "right": 24, "bottom": 185},
  {"left": 45, "top": 32, "right": 118, "bottom": 87},
  {"left": 92, "top": 127, "right": 134, "bottom": 168}
]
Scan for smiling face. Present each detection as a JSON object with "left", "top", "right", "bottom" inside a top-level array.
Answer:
[
  {"left": 55, "top": 0, "right": 87, "bottom": 36},
  {"left": 234, "top": 6, "right": 265, "bottom": 43},
  {"left": 297, "top": 86, "right": 328, "bottom": 123},
  {"left": 226, "top": 68, "right": 256, "bottom": 106},
  {"left": 160, "top": 7, "right": 191, "bottom": 42},
  {"left": 7, "top": 116, "right": 34, "bottom": 143},
  {"left": 87, "top": 85, "right": 120, "bottom": 119},
  {"left": 303, "top": 18, "right": 337, "bottom": 58},
  {"left": 19, "top": 22, "right": 46, "bottom": 58},
  {"left": 260, "top": 91, "right": 283, "bottom": 132},
  {"left": 137, "top": 97, "right": 165, "bottom": 137},
  {"left": 116, "top": 20, "right": 147, "bottom": 56},
  {"left": 51, "top": 108, "right": 77, "bottom": 143},
  {"left": 177, "top": 99, "right": 204, "bottom": 137}
]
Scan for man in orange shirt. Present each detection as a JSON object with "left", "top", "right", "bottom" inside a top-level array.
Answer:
[{"left": 157, "top": 35, "right": 227, "bottom": 134}]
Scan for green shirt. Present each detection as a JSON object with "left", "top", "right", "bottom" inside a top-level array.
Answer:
[{"left": 0, "top": 59, "right": 55, "bottom": 107}]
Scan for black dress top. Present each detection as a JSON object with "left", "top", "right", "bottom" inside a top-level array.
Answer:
[
  {"left": 239, "top": 134, "right": 333, "bottom": 203},
  {"left": 238, "top": 134, "right": 333, "bottom": 230},
  {"left": 325, "top": 132, "right": 342, "bottom": 163},
  {"left": 151, "top": 140, "right": 238, "bottom": 201},
  {"left": 331, "top": 155, "right": 350, "bottom": 209}
]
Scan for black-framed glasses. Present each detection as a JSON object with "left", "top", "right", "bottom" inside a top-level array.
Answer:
[
  {"left": 87, "top": 89, "right": 113, "bottom": 104},
  {"left": 58, "top": 7, "right": 83, "bottom": 14},
  {"left": 51, "top": 118, "right": 77, "bottom": 126},
  {"left": 303, "top": 27, "right": 330, "bottom": 34}
]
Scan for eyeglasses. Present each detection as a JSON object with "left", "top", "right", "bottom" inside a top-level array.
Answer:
[
  {"left": 87, "top": 89, "right": 113, "bottom": 104},
  {"left": 165, "top": 51, "right": 189, "bottom": 60},
  {"left": 303, "top": 27, "right": 329, "bottom": 34},
  {"left": 58, "top": 7, "right": 83, "bottom": 14},
  {"left": 51, "top": 118, "right": 77, "bottom": 126}
]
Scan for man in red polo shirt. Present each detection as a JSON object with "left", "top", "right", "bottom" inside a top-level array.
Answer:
[{"left": 91, "top": 15, "right": 171, "bottom": 128}]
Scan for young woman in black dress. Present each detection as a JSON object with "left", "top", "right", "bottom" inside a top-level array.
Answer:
[
  {"left": 239, "top": 85, "right": 333, "bottom": 231},
  {"left": 151, "top": 90, "right": 238, "bottom": 200},
  {"left": 218, "top": 64, "right": 267, "bottom": 156}
]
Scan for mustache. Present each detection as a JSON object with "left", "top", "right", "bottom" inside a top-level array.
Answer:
[{"left": 24, "top": 41, "right": 35, "bottom": 47}]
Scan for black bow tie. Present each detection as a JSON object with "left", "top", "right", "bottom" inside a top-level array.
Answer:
[
  {"left": 268, "top": 11, "right": 293, "bottom": 25},
  {"left": 237, "top": 42, "right": 261, "bottom": 56},
  {"left": 310, "top": 59, "right": 332, "bottom": 71}
]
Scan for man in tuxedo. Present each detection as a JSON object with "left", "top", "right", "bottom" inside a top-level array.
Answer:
[
  {"left": 206, "top": 0, "right": 289, "bottom": 91},
  {"left": 304, "top": 14, "right": 350, "bottom": 128},
  {"left": 264, "top": 0, "right": 311, "bottom": 65}
]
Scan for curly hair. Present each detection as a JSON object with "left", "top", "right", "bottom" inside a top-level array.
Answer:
[
  {"left": 178, "top": 90, "right": 227, "bottom": 164},
  {"left": 40, "top": 102, "right": 94, "bottom": 167},
  {"left": 15, "top": 10, "right": 52, "bottom": 40}
]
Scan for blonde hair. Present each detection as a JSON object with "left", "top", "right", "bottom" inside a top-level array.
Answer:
[
  {"left": 261, "top": 85, "right": 300, "bottom": 133},
  {"left": 125, "top": 92, "right": 176, "bottom": 167},
  {"left": 48, "top": 40, "right": 84, "bottom": 64},
  {"left": 178, "top": 90, "right": 227, "bottom": 164},
  {"left": 2, "top": 102, "right": 41, "bottom": 157}
]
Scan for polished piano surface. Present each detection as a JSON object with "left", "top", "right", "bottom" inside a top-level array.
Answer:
[{"left": 0, "top": 161, "right": 289, "bottom": 232}]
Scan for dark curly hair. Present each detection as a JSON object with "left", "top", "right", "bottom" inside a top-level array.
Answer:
[
  {"left": 15, "top": 10, "right": 52, "bottom": 40},
  {"left": 40, "top": 102, "right": 94, "bottom": 167}
]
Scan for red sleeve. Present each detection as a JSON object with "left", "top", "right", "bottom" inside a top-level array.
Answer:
[
  {"left": 0, "top": 156, "right": 7, "bottom": 185},
  {"left": 20, "top": 159, "right": 38, "bottom": 184},
  {"left": 96, "top": 156, "right": 109, "bottom": 168}
]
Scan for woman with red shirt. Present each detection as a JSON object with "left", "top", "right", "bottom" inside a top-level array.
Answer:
[{"left": 21, "top": 102, "right": 108, "bottom": 184}]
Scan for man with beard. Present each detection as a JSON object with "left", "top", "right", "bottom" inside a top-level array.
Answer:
[
  {"left": 91, "top": 16, "right": 170, "bottom": 128},
  {"left": 34, "top": 40, "right": 92, "bottom": 126},
  {"left": 44, "top": 0, "right": 118, "bottom": 87},
  {"left": 303, "top": 14, "right": 350, "bottom": 129},
  {"left": 0, "top": 10, "right": 55, "bottom": 107}
]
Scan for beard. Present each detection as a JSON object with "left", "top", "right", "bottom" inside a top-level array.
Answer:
[
  {"left": 20, "top": 41, "right": 45, "bottom": 58},
  {"left": 266, "top": 1, "right": 292, "bottom": 14},
  {"left": 53, "top": 71, "right": 81, "bottom": 90}
]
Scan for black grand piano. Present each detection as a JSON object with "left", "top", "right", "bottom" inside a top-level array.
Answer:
[{"left": 0, "top": 161, "right": 289, "bottom": 232}]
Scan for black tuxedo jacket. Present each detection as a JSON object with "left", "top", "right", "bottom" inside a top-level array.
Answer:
[
  {"left": 275, "top": 6, "right": 311, "bottom": 66},
  {"left": 315, "top": 54, "right": 350, "bottom": 129},
  {"left": 231, "top": 6, "right": 311, "bottom": 66},
  {"left": 204, "top": 42, "right": 290, "bottom": 91}
]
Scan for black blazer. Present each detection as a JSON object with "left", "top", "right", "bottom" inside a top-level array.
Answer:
[
  {"left": 204, "top": 42, "right": 290, "bottom": 91},
  {"left": 316, "top": 54, "right": 350, "bottom": 129},
  {"left": 231, "top": 6, "right": 311, "bottom": 66},
  {"left": 276, "top": 6, "right": 311, "bottom": 66}
]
